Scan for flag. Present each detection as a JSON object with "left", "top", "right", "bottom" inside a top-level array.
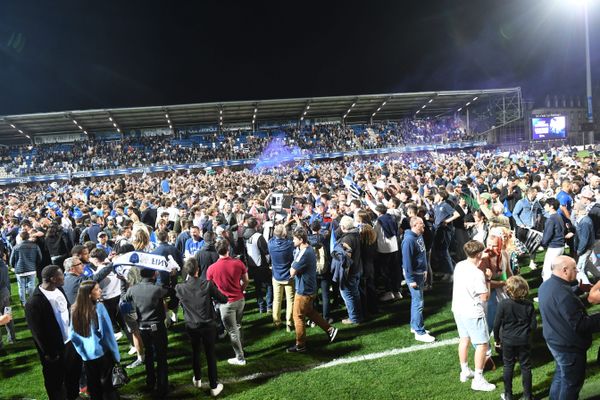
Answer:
[
  {"left": 330, "top": 226, "right": 336, "bottom": 254},
  {"left": 522, "top": 228, "right": 543, "bottom": 255},
  {"left": 503, "top": 198, "right": 512, "bottom": 217},
  {"left": 342, "top": 176, "right": 362, "bottom": 199}
]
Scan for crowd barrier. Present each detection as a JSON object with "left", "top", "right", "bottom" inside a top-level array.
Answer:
[{"left": 0, "top": 141, "right": 486, "bottom": 186}]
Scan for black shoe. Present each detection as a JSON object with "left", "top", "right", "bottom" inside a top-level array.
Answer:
[{"left": 286, "top": 344, "right": 306, "bottom": 353}]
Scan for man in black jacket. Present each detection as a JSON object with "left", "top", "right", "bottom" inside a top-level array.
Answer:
[
  {"left": 195, "top": 231, "right": 219, "bottom": 279},
  {"left": 539, "top": 256, "right": 600, "bottom": 399},
  {"left": 175, "top": 259, "right": 227, "bottom": 396},
  {"left": 25, "top": 265, "right": 82, "bottom": 400},
  {"left": 123, "top": 268, "right": 170, "bottom": 397}
]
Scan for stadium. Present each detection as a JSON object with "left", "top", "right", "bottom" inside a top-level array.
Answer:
[{"left": 1, "top": 2, "right": 600, "bottom": 400}]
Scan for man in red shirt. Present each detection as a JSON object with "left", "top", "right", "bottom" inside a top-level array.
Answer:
[{"left": 207, "top": 239, "right": 249, "bottom": 366}]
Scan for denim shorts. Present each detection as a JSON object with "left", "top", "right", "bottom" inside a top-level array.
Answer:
[{"left": 454, "top": 315, "right": 489, "bottom": 345}]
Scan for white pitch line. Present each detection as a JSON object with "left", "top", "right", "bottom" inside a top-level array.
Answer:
[
  {"left": 223, "top": 337, "right": 460, "bottom": 384},
  {"left": 314, "top": 337, "right": 460, "bottom": 369}
]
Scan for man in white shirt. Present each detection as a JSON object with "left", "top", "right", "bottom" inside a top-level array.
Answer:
[
  {"left": 451, "top": 240, "right": 495, "bottom": 392},
  {"left": 25, "top": 265, "right": 82, "bottom": 400}
]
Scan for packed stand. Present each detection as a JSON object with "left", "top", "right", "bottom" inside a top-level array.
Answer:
[{"left": 0, "top": 117, "right": 483, "bottom": 177}]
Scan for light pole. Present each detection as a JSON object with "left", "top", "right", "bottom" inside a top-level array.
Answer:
[{"left": 583, "top": 0, "right": 594, "bottom": 145}]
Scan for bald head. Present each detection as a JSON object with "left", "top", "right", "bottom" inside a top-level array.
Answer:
[{"left": 551, "top": 255, "right": 577, "bottom": 282}]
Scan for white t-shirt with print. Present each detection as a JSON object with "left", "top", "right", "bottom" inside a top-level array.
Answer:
[
  {"left": 451, "top": 259, "right": 488, "bottom": 319},
  {"left": 39, "top": 286, "right": 70, "bottom": 343}
]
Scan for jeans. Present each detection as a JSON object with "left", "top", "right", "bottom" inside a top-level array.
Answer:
[
  {"left": 17, "top": 274, "right": 36, "bottom": 305},
  {"left": 576, "top": 249, "right": 593, "bottom": 285},
  {"left": 547, "top": 346, "right": 586, "bottom": 400},
  {"left": 272, "top": 278, "right": 295, "bottom": 327},
  {"left": 339, "top": 273, "right": 363, "bottom": 323},
  {"left": 432, "top": 226, "right": 454, "bottom": 274},
  {"left": 407, "top": 275, "right": 426, "bottom": 334},
  {"left": 254, "top": 272, "right": 273, "bottom": 313},
  {"left": 219, "top": 299, "right": 245, "bottom": 360},
  {"left": 186, "top": 324, "right": 218, "bottom": 389},
  {"left": 139, "top": 322, "right": 169, "bottom": 395},
  {"left": 502, "top": 344, "right": 532, "bottom": 399},
  {"left": 293, "top": 294, "right": 332, "bottom": 347},
  {"left": 315, "top": 276, "right": 332, "bottom": 320}
]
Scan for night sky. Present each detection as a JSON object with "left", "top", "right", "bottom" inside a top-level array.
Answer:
[{"left": 0, "top": 0, "right": 598, "bottom": 115}]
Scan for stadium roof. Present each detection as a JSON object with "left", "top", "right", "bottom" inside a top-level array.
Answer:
[{"left": 0, "top": 87, "right": 521, "bottom": 144}]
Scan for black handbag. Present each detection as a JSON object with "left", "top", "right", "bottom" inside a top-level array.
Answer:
[{"left": 111, "top": 363, "right": 130, "bottom": 388}]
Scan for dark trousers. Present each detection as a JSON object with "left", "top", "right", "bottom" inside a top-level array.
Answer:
[
  {"left": 187, "top": 324, "right": 219, "bottom": 389},
  {"left": 140, "top": 323, "right": 169, "bottom": 396},
  {"left": 378, "top": 251, "right": 401, "bottom": 292},
  {"left": 85, "top": 353, "right": 119, "bottom": 400},
  {"left": 41, "top": 341, "right": 82, "bottom": 400},
  {"left": 360, "top": 263, "right": 379, "bottom": 316},
  {"left": 432, "top": 226, "right": 454, "bottom": 274},
  {"left": 502, "top": 344, "right": 532, "bottom": 399}
]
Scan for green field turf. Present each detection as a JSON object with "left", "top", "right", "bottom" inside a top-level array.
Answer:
[{"left": 1, "top": 255, "right": 600, "bottom": 399}]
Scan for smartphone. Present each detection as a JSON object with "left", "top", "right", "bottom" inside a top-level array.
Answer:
[{"left": 4, "top": 306, "right": 11, "bottom": 315}]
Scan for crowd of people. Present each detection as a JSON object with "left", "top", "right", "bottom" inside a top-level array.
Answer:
[
  {"left": 1, "top": 143, "right": 600, "bottom": 399},
  {"left": 0, "top": 118, "right": 483, "bottom": 177}
]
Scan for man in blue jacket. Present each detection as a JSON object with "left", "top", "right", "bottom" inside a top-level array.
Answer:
[
  {"left": 513, "top": 187, "right": 542, "bottom": 270},
  {"left": 573, "top": 202, "right": 597, "bottom": 284},
  {"left": 402, "top": 217, "right": 435, "bottom": 343},
  {"left": 541, "top": 198, "right": 568, "bottom": 281},
  {"left": 539, "top": 255, "right": 600, "bottom": 400}
]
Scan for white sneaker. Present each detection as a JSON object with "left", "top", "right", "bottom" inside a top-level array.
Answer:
[
  {"left": 227, "top": 357, "right": 246, "bottom": 366},
  {"left": 210, "top": 383, "right": 224, "bottom": 397},
  {"left": 114, "top": 332, "right": 123, "bottom": 341},
  {"left": 393, "top": 291, "right": 403, "bottom": 300},
  {"left": 459, "top": 369, "right": 474, "bottom": 383},
  {"left": 169, "top": 310, "right": 177, "bottom": 323},
  {"left": 126, "top": 358, "right": 144, "bottom": 369},
  {"left": 192, "top": 377, "right": 202, "bottom": 388},
  {"left": 379, "top": 292, "right": 395, "bottom": 302},
  {"left": 410, "top": 328, "right": 431, "bottom": 334},
  {"left": 414, "top": 332, "right": 435, "bottom": 343},
  {"left": 128, "top": 346, "right": 137, "bottom": 356},
  {"left": 533, "top": 297, "right": 539, "bottom": 303},
  {"left": 471, "top": 377, "right": 496, "bottom": 392},
  {"left": 529, "top": 262, "right": 537, "bottom": 270}
]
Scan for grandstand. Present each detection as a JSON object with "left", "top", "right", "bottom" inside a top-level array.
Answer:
[{"left": 0, "top": 88, "right": 522, "bottom": 145}]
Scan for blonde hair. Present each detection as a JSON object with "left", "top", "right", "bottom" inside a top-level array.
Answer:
[
  {"left": 506, "top": 275, "right": 529, "bottom": 301},
  {"left": 132, "top": 228, "right": 150, "bottom": 251}
]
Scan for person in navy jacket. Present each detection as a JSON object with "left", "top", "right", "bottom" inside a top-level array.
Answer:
[
  {"left": 402, "top": 217, "right": 435, "bottom": 343},
  {"left": 538, "top": 255, "right": 600, "bottom": 400}
]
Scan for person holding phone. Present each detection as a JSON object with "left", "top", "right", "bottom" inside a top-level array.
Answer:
[{"left": 0, "top": 257, "right": 15, "bottom": 349}]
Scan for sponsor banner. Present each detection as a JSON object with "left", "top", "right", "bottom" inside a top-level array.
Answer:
[
  {"left": 140, "top": 127, "right": 173, "bottom": 137},
  {"left": 258, "top": 120, "right": 298, "bottom": 130},
  {"left": 34, "top": 133, "right": 83, "bottom": 144},
  {"left": 177, "top": 124, "right": 219, "bottom": 135},
  {"left": 0, "top": 141, "right": 485, "bottom": 186}
]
